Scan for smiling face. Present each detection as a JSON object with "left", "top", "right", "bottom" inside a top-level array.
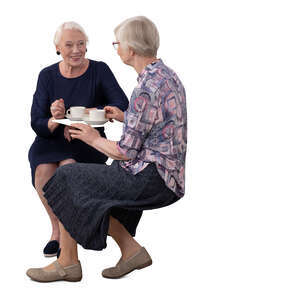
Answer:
[{"left": 56, "top": 29, "right": 87, "bottom": 67}]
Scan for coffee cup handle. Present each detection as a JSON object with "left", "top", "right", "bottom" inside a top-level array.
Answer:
[{"left": 66, "top": 109, "right": 71, "bottom": 116}]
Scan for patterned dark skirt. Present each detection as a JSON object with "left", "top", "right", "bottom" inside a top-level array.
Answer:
[{"left": 42, "top": 160, "right": 179, "bottom": 251}]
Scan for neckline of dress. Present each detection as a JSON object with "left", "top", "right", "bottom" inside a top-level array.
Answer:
[{"left": 57, "top": 59, "right": 91, "bottom": 80}]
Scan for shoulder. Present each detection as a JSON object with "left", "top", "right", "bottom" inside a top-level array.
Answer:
[
  {"left": 38, "top": 62, "right": 59, "bottom": 81},
  {"left": 40, "top": 62, "right": 59, "bottom": 74},
  {"left": 139, "top": 63, "right": 168, "bottom": 92},
  {"left": 89, "top": 60, "right": 112, "bottom": 72},
  {"left": 143, "top": 62, "right": 183, "bottom": 93},
  {"left": 89, "top": 60, "right": 117, "bottom": 80}
]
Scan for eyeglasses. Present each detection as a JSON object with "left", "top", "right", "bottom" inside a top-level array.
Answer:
[{"left": 112, "top": 42, "right": 120, "bottom": 50}]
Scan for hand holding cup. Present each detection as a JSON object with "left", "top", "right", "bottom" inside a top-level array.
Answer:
[
  {"left": 104, "top": 106, "right": 124, "bottom": 122},
  {"left": 51, "top": 98, "right": 65, "bottom": 119}
]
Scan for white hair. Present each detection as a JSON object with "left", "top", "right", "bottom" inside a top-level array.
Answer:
[
  {"left": 114, "top": 16, "right": 160, "bottom": 57},
  {"left": 54, "top": 21, "right": 89, "bottom": 46}
]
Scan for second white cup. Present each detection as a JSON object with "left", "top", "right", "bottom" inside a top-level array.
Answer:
[{"left": 89, "top": 109, "right": 107, "bottom": 121}]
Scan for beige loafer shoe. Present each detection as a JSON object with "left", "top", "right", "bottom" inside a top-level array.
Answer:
[
  {"left": 26, "top": 260, "right": 82, "bottom": 282},
  {"left": 102, "top": 247, "right": 152, "bottom": 279}
]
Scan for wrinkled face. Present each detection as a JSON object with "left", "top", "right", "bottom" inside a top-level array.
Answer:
[
  {"left": 56, "top": 29, "right": 87, "bottom": 67},
  {"left": 117, "top": 41, "right": 133, "bottom": 66}
]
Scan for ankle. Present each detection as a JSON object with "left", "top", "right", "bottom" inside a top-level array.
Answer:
[
  {"left": 50, "top": 235, "right": 60, "bottom": 242},
  {"left": 121, "top": 245, "right": 142, "bottom": 261},
  {"left": 58, "top": 247, "right": 78, "bottom": 263},
  {"left": 50, "top": 231, "right": 60, "bottom": 242},
  {"left": 58, "top": 257, "right": 79, "bottom": 267}
]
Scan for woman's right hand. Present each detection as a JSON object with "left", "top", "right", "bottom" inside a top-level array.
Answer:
[
  {"left": 50, "top": 98, "right": 65, "bottom": 119},
  {"left": 104, "top": 106, "right": 124, "bottom": 122}
]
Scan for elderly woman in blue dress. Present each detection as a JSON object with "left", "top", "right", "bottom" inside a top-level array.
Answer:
[
  {"left": 28, "top": 21, "right": 128, "bottom": 257},
  {"left": 26, "top": 16, "right": 187, "bottom": 282}
]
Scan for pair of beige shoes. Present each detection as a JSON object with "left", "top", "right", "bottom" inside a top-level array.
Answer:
[{"left": 26, "top": 247, "right": 152, "bottom": 282}]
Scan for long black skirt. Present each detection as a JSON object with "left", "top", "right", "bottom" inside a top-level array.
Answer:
[{"left": 42, "top": 160, "right": 179, "bottom": 251}]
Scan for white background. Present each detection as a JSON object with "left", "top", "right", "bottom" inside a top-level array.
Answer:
[{"left": 0, "top": 0, "right": 299, "bottom": 299}]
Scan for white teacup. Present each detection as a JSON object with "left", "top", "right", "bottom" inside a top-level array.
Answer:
[
  {"left": 66, "top": 106, "right": 86, "bottom": 119},
  {"left": 89, "top": 109, "right": 107, "bottom": 121}
]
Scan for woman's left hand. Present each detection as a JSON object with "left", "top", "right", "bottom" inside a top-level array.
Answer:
[
  {"left": 64, "top": 125, "right": 72, "bottom": 142},
  {"left": 69, "top": 123, "right": 100, "bottom": 146}
]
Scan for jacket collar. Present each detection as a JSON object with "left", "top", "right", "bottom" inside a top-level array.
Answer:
[{"left": 137, "top": 59, "right": 163, "bottom": 82}]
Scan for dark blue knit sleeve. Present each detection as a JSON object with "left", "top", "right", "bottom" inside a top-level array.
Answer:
[
  {"left": 97, "top": 62, "right": 129, "bottom": 111},
  {"left": 30, "top": 70, "right": 53, "bottom": 138}
]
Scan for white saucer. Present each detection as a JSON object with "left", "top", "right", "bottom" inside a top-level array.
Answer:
[
  {"left": 85, "top": 120, "right": 108, "bottom": 125},
  {"left": 52, "top": 118, "right": 106, "bottom": 128}
]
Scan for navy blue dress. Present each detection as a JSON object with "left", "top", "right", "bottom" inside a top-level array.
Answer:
[{"left": 28, "top": 59, "right": 128, "bottom": 187}]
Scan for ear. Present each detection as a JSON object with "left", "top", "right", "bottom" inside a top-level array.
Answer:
[{"left": 128, "top": 47, "right": 135, "bottom": 57}]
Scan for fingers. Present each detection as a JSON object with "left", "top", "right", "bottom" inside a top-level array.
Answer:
[
  {"left": 57, "top": 103, "right": 65, "bottom": 110},
  {"left": 104, "top": 106, "right": 116, "bottom": 114},
  {"left": 52, "top": 98, "right": 64, "bottom": 106},
  {"left": 53, "top": 107, "right": 65, "bottom": 114},
  {"left": 69, "top": 124, "right": 89, "bottom": 137},
  {"left": 69, "top": 123, "right": 88, "bottom": 130},
  {"left": 104, "top": 106, "right": 115, "bottom": 112},
  {"left": 69, "top": 128, "right": 80, "bottom": 135},
  {"left": 51, "top": 99, "right": 65, "bottom": 119},
  {"left": 69, "top": 128, "right": 84, "bottom": 141},
  {"left": 104, "top": 107, "right": 116, "bottom": 119},
  {"left": 52, "top": 103, "right": 65, "bottom": 111},
  {"left": 64, "top": 126, "right": 72, "bottom": 142},
  {"left": 53, "top": 111, "right": 64, "bottom": 119},
  {"left": 53, "top": 110, "right": 65, "bottom": 119},
  {"left": 65, "top": 132, "right": 71, "bottom": 142},
  {"left": 104, "top": 106, "right": 123, "bottom": 121},
  {"left": 69, "top": 123, "right": 94, "bottom": 138},
  {"left": 51, "top": 99, "right": 65, "bottom": 110},
  {"left": 69, "top": 126, "right": 81, "bottom": 133}
]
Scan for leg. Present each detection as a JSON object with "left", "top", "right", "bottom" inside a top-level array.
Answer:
[
  {"left": 35, "top": 159, "right": 76, "bottom": 242},
  {"left": 35, "top": 163, "right": 60, "bottom": 241},
  {"left": 57, "top": 221, "right": 79, "bottom": 266},
  {"left": 26, "top": 221, "right": 82, "bottom": 282},
  {"left": 102, "top": 216, "right": 152, "bottom": 279},
  {"left": 43, "top": 221, "right": 79, "bottom": 271},
  {"left": 108, "top": 216, "right": 142, "bottom": 260}
]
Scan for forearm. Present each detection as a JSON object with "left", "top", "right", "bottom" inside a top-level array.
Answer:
[
  {"left": 91, "top": 136, "right": 129, "bottom": 160},
  {"left": 31, "top": 116, "right": 57, "bottom": 137},
  {"left": 48, "top": 117, "right": 59, "bottom": 133}
]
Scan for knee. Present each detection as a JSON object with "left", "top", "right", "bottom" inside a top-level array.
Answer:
[
  {"left": 56, "top": 162, "right": 77, "bottom": 178},
  {"left": 35, "top": 164, "right": 57, "bottom": 189},
  {"left": 59, "top": 158, "right": 76, "bottom": 167}
]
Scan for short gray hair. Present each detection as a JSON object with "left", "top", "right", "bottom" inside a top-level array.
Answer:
[
  {"left": 114, "top": 16, "right": 160, "bottom": 57},
  {"left": 54, "top": 21, "right": 89, "bottom": 46}
]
